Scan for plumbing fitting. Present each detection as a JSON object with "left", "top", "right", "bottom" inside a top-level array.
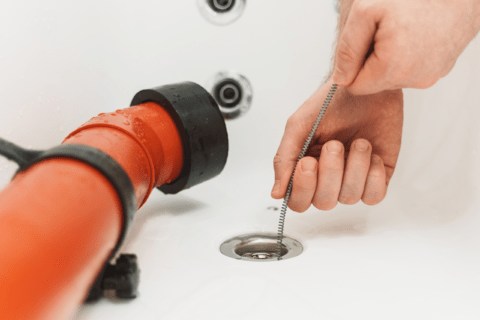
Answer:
[
  {"left": 0, "top": 82, "right": 228, "bottom": 320},
  {"left": 197, "top": 0, "right": 246, "bottom": 26},
  {"left": 207, "top": 70, "right": 253, "bottom": 120},
  {"left": 208, "top": 0, "right": 236, "bottom": 13}
]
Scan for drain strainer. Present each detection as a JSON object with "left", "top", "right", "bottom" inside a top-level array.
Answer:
[{"left": 220, "top": 232, "right": 303, "bottom": 262}]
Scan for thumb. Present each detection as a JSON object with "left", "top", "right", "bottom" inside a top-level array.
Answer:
[{"left": 332, "top": 3, "right": 378, "bottom": 87}]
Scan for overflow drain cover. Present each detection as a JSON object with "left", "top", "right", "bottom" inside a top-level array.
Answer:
[{"left": 220, "top": 232, "right": 303, "bottom": 262}]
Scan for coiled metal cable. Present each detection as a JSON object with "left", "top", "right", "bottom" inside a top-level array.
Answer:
[{"left": 276, "top": 83, "right": 338, "bottom": 260}]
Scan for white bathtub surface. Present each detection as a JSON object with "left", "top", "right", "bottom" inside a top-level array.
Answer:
[{"left": 1, "top": 1, "right": 480, "bottom": 319}]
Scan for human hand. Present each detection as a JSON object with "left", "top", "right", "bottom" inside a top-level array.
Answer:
[
  {"left": 332, "top": 0, "right": 480, "bottom": 95},
  {"left": 271, "top": 80, "right": 403, "bottom": 212}
]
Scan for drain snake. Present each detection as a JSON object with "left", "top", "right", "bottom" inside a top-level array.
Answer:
[{"left": 276, "top": 83, "right": 338, "bottom": 259}]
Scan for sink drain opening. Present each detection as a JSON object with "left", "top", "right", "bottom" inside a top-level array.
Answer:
[
  {"left": 220, "top": 232, "right": 302, "bottom": 262},
  {"left": 235, "top": 241, "right": 289, "bottom": 259}
]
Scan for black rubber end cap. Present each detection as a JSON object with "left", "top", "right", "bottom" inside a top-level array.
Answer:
[{"left": 130, "top": 81, "right": 229, "bottom": 194}]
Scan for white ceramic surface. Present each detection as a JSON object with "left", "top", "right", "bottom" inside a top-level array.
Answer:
[{"left": 1, "top": 1, "right": 480, "bottom": 319}]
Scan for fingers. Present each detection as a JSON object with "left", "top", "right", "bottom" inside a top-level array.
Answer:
[
  {"left": 361, "top": 154, "right": 387, "bottom": 205},
  {"left": 338, "top": 139, "right": 372, "bottom": 204},
  {"left": 312, "top": 141, "right": 345, "bottom": 210},
  {"left": 276, "top": 139, "right": 389, "bottom": 211},
  {"left": 288, "top": 157, "right": 318, "bottom": 212},
  {"left": 332, "top": 1, "right": 380, "bottom": 87}
]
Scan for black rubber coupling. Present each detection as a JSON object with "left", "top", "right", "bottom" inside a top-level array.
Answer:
[
  {"left": 0, "top": 139, "right": 138, "bottom": 302},
  {"left": 130, "top": 81, "right": 229, "bottom": 194}
]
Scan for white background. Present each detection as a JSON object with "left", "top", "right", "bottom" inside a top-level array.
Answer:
[{"left": 1, "top": 1, "right": 480, "bottom": 319}]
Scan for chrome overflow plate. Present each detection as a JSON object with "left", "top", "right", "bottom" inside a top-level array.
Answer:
[{"left": 197, "top": 0, "right": 246, "bottom": 26}]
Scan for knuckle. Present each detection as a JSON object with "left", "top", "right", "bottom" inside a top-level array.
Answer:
[
  {"left": 336, "top": 39, "right": 357, "bottom": 66},
  {"left": 273, "top": 153, "right": 283, "bottom": 168}
]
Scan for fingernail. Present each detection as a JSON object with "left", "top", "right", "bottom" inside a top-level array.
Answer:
[
  {"left": 326, "top": 142, "right": 342, "bottom": 154},
  {"left": 333, "top": 70, "right": 347, "bottom": 85},
  {"left": 355, "top": 140, "right": 369, "bottom": 152},
  {"left": 302, "top": 160, "right": 317, "bottom": 173},
  {"left": 271, "top": 181, "right": 280, "bottom": 195}
]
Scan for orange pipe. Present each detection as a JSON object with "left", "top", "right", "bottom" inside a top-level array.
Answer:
[
  {"left": 0, "top": 102, "right": 183, "bottom": 320},
  {"left": 64, "top": 102, "right": 184, "bottom": 206}
]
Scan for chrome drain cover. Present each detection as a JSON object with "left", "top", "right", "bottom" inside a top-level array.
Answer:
[{"left": 220, "top": 232, "right": 303, "bottom": 262}]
